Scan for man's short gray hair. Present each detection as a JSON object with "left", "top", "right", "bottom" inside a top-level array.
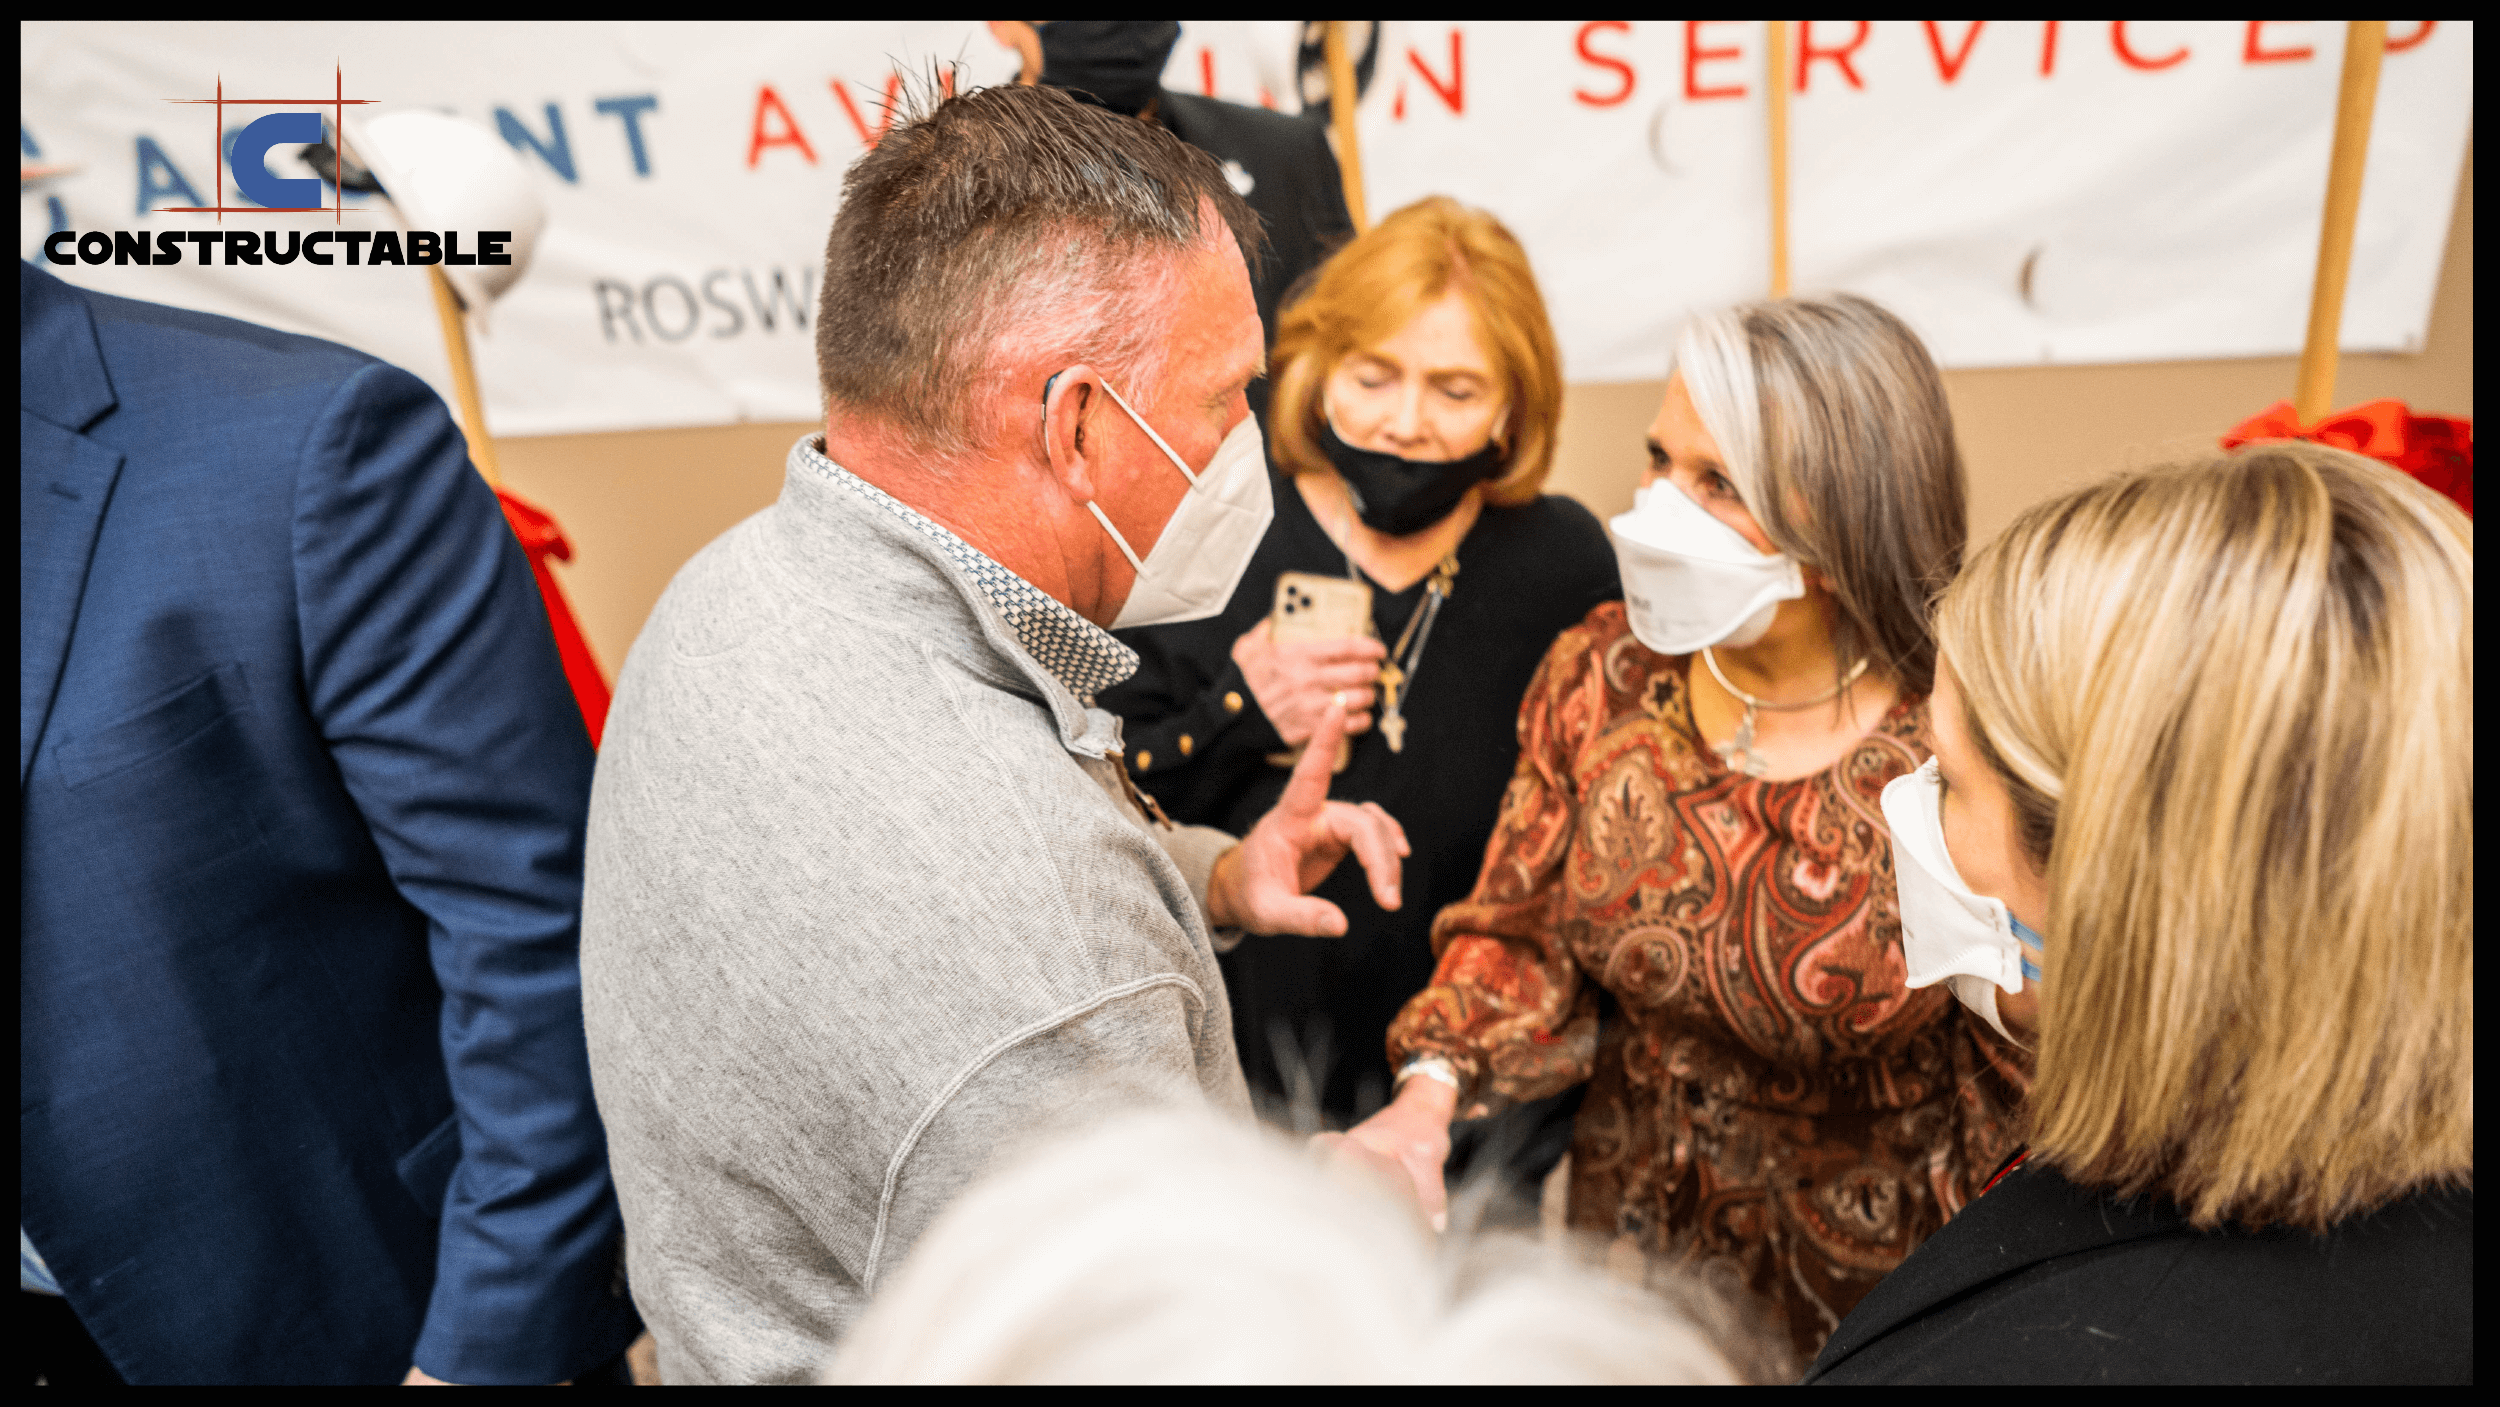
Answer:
[{"left": 814, "top": 82, "right": 1262, "bottom": 461}]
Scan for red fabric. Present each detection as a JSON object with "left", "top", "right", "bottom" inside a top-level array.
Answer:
[
  {"left": 496, "top": 490, "right": 611, "bottom": 748},
  {"left": 2224, "top": 399, "right": 2473, "bottom": 517},
  {"left": 1979, "top": 1147, "right": 2031, "bottom": 1198}
]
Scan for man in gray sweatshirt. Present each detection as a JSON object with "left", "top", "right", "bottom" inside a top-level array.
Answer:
[{"left": 579, "top": 83, "right": 1409, "bottom": 1384}]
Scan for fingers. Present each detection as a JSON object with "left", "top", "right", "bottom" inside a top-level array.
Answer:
[
  {"left": 1276, "top": 700, "right": 1348, "bottom": 815},
  {"left": 1281, "top": 636, "right": 1387, "bottom": 665},
  {"left": 1258, "top": 893, "right": 1349, "bottom": 938},
  {"left": 1408, "top": 1159, "right": 1450, "bottom": 1234},
  {"left": 1315, "top": 1131, "right": 1435, "bottom": 1227},
  {"left": 1315, "top": 682, "right": 1377, "bottom": 710},
  {"left": 1274, "top": 714, "right": 1370, "bottom": 749},
  {"left": 1360, "top": 800, "right": 1410, "bottom": 856},
  {"left": 1311, "top": 661, "right": 1387, "bottom": 691},
  {"left": 1330, "top": 801, "right": 1404, "bottom": 911}
]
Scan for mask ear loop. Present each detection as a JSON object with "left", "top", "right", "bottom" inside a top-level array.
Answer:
[
  {"left": 2010, "top": 915, "right": 2046, "bottom": 982},
  {"left": 1095, "top": 379, "right": 1201, "bottom": 486},
  {"left": 1086, "top": 502, "right": 1147, "bottom": 571},
  {"left": 1046, "top": 368, "right": 1159, "bottom": 572}
]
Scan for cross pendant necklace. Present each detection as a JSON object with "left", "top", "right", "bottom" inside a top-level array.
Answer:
[
  {"left": 1700, "top": 647, "right": 1870, "bottom": 778},
  {"left": 1372, "top": 555, "right": 1455, "bottom": 753},
  {"left": 1335, "top": 509, "right": 1457, "bottom": 755}
]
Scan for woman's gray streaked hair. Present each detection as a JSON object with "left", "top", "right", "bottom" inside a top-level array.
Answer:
[
  {"left": 822, "top": 1103, "right": 1744, "bottom": 1385},
  {"left": 1674, "top": 293, "right": 1967, "bottom": 697}
]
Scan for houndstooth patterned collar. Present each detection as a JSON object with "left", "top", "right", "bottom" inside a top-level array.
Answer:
[{"left": 793, "top": 437, "right": 1140, "bottom": 702}]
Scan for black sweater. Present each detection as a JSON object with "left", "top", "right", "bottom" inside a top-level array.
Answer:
[
  {"left": 1100, "top": 469, "right": 1620, "bottom": 1124},
  {"left": 1806, "top": 1155, "right": 2473, "bottom": 1384}
]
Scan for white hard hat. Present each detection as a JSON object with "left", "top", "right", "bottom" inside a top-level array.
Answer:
[{"left": 346, "top": 109, "right": 545, "bottom": 332}]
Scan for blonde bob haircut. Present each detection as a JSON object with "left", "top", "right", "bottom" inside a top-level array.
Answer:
[
  {"left": 1676, "top": 294, "right": 1966, "bottom": 698},
  {"left": 1936, "top": 443, "right": 2472, "bottom": 1232},
  {"left": 1267, "top": 196, "right": 1562, "bottom": 508}
]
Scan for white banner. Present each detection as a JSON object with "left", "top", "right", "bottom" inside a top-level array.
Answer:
[{"left": 19, "top": 21, "right": 2472, "bottom": 436}]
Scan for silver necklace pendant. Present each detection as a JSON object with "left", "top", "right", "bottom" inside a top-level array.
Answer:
[
  {"left": 1712, "top": 704, "right": 1771, "bottom": 778},
  {"left": 1699, "top": 648, "right": 1871, "bottom": 780}
]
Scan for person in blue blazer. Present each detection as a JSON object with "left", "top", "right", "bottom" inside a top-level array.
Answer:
[{"left": 18, "top": 261, "right": 642, "bottom": 1384}]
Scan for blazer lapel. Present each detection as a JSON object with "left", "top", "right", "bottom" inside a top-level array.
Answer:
[
  {"left": 20, "top": 414, "right": 125, "bottom": 787},
  {"left": 1807, "top": 1163, "right": 2188, "bottom": 1380},
  {"left": 20, "top": 266, "right": 128, "bottom": 789}
]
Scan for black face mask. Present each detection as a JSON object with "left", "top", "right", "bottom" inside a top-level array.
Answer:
[
  {"left": 1037, "top": 21, "right": 1182, "bottom": 117},
  {"left": 1319, "top": 418, "right": 1507, "bottom": 537}
]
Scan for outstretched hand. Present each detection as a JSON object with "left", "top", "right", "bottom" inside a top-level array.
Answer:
[
  {"left": 1207, "top": 700, "right": 1407, "bottom": 937},
  {"left": 1337, "top": 1074, "right": 1457, "bottom": 1232}
]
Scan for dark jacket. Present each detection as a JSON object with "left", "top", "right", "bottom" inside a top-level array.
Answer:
[
  {"left": 1155, "top": 89, "right": 1355, "bottom": 352},
  {"left": 1806, "top": 1156, "right": 2473, "bottom": 1384},
  {"left": 19, "top": 261, "right": 641, "bottom": 1383}
]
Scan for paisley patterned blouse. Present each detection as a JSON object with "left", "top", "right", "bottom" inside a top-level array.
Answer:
[{"left": 1387, "top": 604, "right": 2031, "bottom": 1362}]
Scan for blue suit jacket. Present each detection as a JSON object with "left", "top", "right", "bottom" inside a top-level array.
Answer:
[{"left": 19, "top": 262, "right": 641, "bottom": 1384}]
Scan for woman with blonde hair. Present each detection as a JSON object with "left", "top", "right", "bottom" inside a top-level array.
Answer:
[
  {"left": 1807, "top": 442, "right": 2471, "bottom": 1383},
  {"left": 1100, "top": 198, "right": 1618, "bottom": 1181},
  {"left": 1347, "top": 293, "right": 2030, "bottom": 1363}
]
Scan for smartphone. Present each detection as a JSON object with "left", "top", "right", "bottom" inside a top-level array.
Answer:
[
  {"left": 1272, "top": 571, "right": 1373, "bottom": 643},
  {"left": 1268, "top": 572, "right": 1373, "bottom": 774}
]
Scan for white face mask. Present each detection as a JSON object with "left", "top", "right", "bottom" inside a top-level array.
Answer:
[
  {"left": 1078, "top": 379, "right": 1275, "bottom": 629},
  {"left": 1606, "top": 481, "right": 1806, "bottom": 655},
  {"left": 1880, "top": 758, "right": 2046, "bottom": 1044}
]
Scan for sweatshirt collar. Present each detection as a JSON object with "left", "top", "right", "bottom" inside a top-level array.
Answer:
[{"left": 789, "top": 436, "right": 1139, "bottom": 703}]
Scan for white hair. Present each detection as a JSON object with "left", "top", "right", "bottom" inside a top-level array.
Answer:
[
  {"left": 1670, "top": 305, "right": 1768, "bottom": 515},
  {"left": 822, "top": 1103, "right": 1740, "bottom": 1385}
]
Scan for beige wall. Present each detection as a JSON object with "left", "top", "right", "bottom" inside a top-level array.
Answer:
[{"left": 503, "top": 148, "right": 2473, "bottom": 678}]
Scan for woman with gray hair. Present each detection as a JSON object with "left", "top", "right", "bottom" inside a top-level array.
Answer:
[
  {"left": 1345, "top": 293, "right": 2031, "bottom": 1362},
  {"left": 823, "top": 1102, "right": 1746, "bottom": 1384}
]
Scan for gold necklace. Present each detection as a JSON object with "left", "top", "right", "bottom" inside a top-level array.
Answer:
[
  {"left": 1323, "top": 497, "right": 1457, "bottom": 755},
  {"left": 1700, "top": 647, "right": 1870, "bottom": 778},
  {"left": 1371, "top": 554, "right": 1457, "bottom": 753}
]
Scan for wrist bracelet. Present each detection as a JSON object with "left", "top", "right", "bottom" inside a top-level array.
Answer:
[{"left": 1395, "top": 1056, "right": 1460, "bottom": 1093}]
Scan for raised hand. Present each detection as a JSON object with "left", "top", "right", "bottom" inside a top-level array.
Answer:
[{"left": 1206, "top": 700, "right": 1408, "bottom": 936}]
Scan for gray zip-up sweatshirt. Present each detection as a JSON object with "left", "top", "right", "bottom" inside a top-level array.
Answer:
[{"left": 581, "top": 438, "right": 1251, "bottom": 1384}]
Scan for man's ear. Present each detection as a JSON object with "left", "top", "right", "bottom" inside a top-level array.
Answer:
[{"left": 1042, "top": 365, "right": 1104, "bottom": 502}]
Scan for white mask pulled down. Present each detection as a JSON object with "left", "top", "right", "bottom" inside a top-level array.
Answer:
[
  {"left": 1081, "top": 380, "right": 1275, "bottom": 629},
  {"left": 1880, "top": 758, "right": 2046, "bottom": 1044},
  {"left": 1606, "top": 481, "right": 1806, "bottom": 655}
]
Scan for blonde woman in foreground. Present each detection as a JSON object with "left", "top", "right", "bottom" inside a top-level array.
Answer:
[
  {"left": 822, "top": 1103, "right": 1749, "bottom": 1384},
  {"left": 1808, "top": 442, "right": 2471, "bottom": 1383}
]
